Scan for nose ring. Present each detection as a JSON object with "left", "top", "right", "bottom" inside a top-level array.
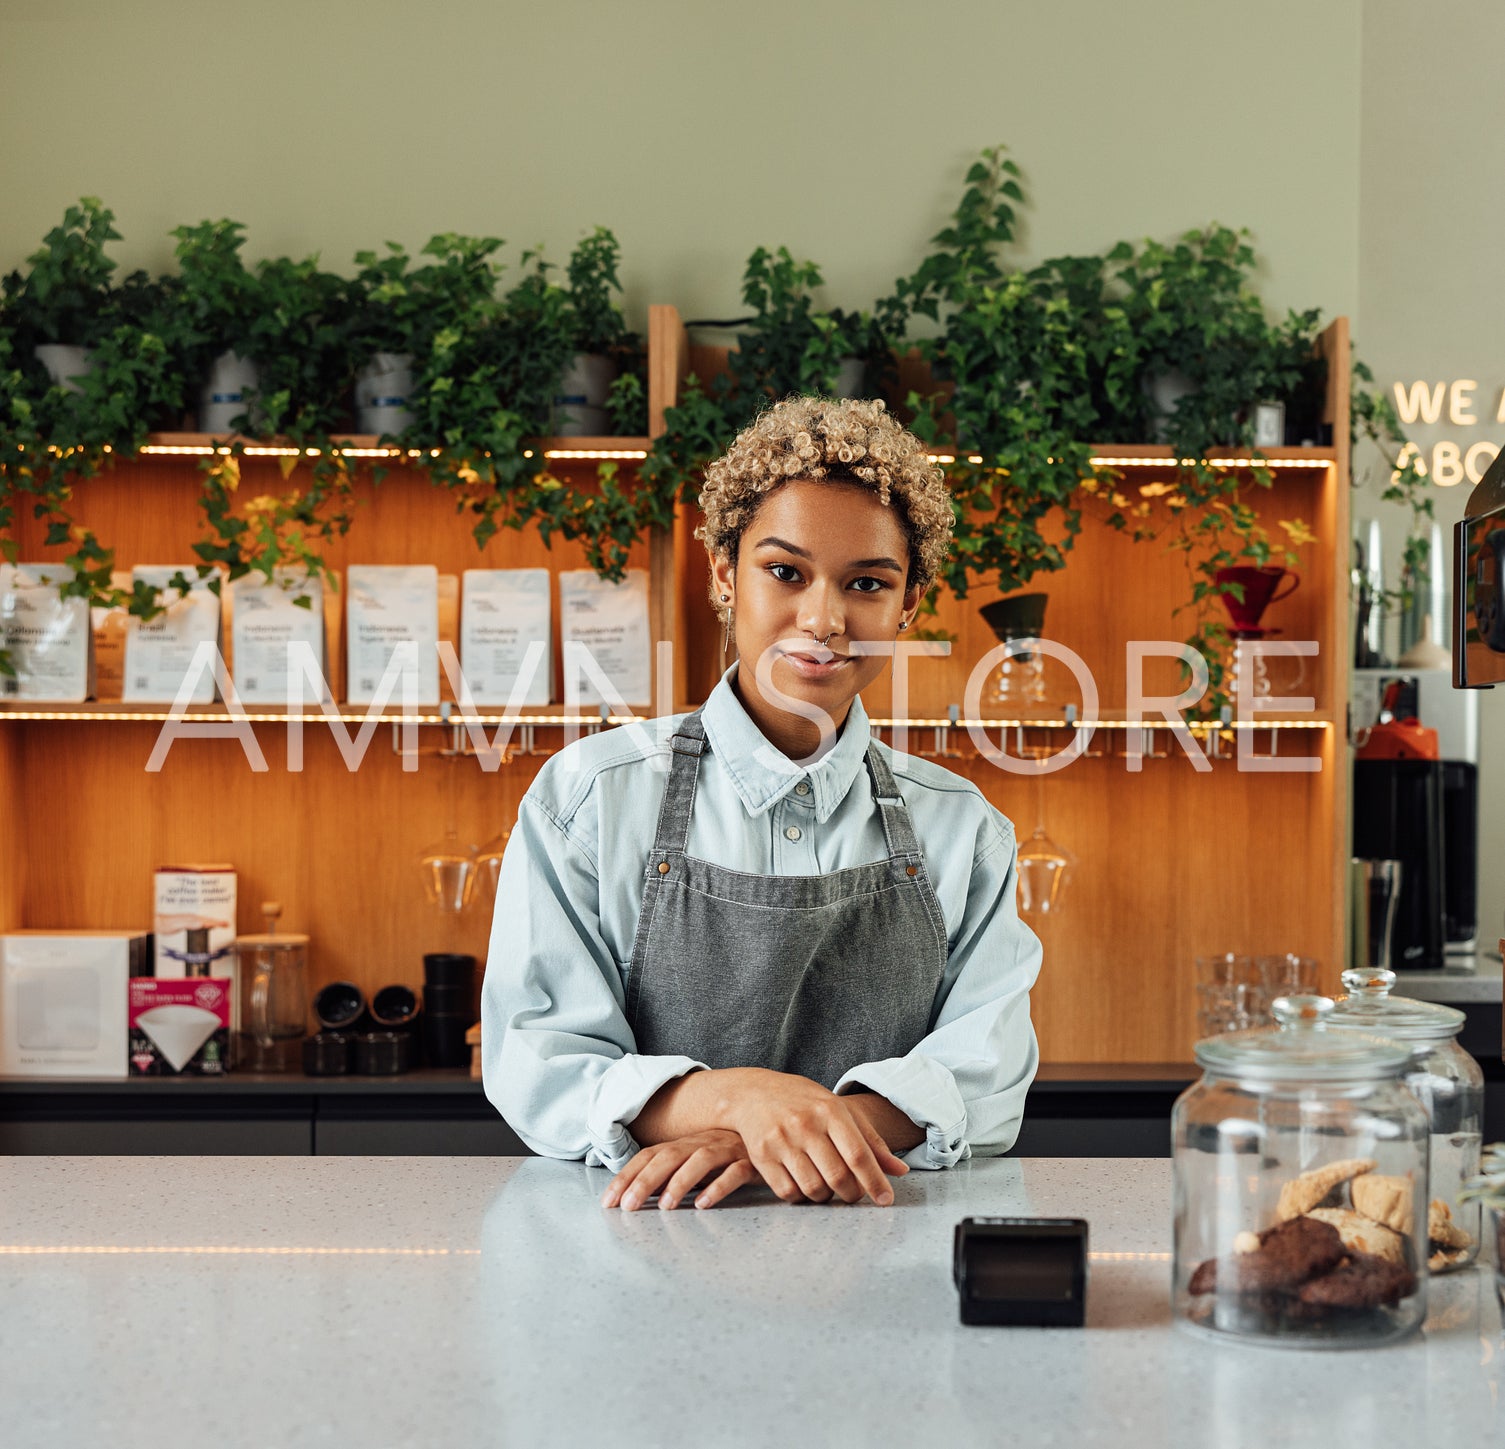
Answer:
[{"left": 813, "top": 630, "right": 834, "bottom": 647}]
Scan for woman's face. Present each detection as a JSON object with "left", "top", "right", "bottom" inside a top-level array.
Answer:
[{"left": 710, "top": 479, "right": 923, "bottom": 739}]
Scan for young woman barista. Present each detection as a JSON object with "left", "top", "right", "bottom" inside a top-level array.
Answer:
[{"left": 482, "top": 397, "right": 1041, "bottom": 1211}]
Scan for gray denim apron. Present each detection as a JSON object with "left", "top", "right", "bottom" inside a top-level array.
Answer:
[{"left": 624, "top": 707, "right": 950, "bottom": 1089}]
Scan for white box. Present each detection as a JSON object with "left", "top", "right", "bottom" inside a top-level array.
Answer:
[
  {"left": 0, "top": 563, "right": 92, "bottom": 702},
  {"left": 346, "top": 564, "right": 439, "bottom": 706},
  {"left": 123, "top": 566, "right": 223, "bottom": 704},
  {"left": 230, "top": 569, "right": 328, "bottom": 704},
  {"left": 460, "top": 568, "right": 553, "bottom": 705},
  {"left": 559, "top": 568, "right": 652, "bottom": 708},
  {"left": 0, "top": 931, "right": 152, "bottom": 1078}
]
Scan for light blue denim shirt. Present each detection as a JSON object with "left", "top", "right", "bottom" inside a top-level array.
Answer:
[{"left": 481, "top": 662, "right": 1041, "bottom": 1173}]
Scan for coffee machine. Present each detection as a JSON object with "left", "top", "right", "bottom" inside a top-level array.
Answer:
[
  {"left": 1351, "top": 670, "right": 1478, "bottom": 968},
  {"left": 1451, "top": 450, "right": 1505, "bottom": 1063}
]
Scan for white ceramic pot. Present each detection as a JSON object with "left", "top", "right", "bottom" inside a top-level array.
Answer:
[
  {"left": 34, "top": 344, "right": 93, "bottom": 394},
  {"left": 834, "top": 357, "right": 866, "bottom": 398},
  {"left": 552, "top": 352, "right": 618, "bottom": 436},
  {"left": 1143, "top": 369, "right": 1195, "bottom": 442},
  {"left": 354, "top": 351, "right": 416, "bottom": 436},
  {"left": 198, "top": 350, "right": 260, "bottom": 433}
]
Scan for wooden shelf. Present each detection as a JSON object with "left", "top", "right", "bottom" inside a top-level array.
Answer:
[{"left": 0, "top": 308, "right": 1356, "bottom": 1069}]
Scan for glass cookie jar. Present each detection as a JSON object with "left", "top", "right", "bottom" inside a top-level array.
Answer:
[
  {"left": 1326, "top": 968, "right": 1484, "bottom": 1272},
  {"left": 1173, "top": 995, "right": 1430, "bottom": 1348}
]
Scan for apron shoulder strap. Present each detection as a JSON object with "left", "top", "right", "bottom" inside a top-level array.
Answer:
[
  {"left": 651, "top": 709, "right": 708, "bottom": 859},
  {"left": 865, "top": 742, "right": 923, "bottom": 863}
]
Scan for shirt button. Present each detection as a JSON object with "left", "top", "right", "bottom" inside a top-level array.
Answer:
[
  {"left": 784, "top": 825, "right": 803, "bottom": 842},
  {"left": 794, "top": 781, "right": 810, "bottom": 796}
]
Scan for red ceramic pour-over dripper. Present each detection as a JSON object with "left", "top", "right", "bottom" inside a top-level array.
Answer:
[{"left": 1214, "top": 566, "right": 1300, "bottom": 633}]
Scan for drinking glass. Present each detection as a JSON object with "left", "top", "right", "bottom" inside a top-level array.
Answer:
[{"left": 1015, "top": 744, "right": 1076, "bottom": 920}]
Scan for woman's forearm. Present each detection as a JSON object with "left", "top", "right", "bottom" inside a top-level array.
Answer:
[
  {"left": 843, "top": 1089, "right": 925, "bottom": 1152},
  {"left": 629, "top": 1067, "right": 749, "bottom": 1144}
]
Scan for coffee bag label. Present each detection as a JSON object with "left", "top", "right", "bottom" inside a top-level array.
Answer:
[
  {"left": 0, "top": 563, "right": 90, "bottom": 701},
  {"left": 559, "top": 568, "right": 652, "bottom": 708},
  {"left": 346, "top": 565, "right": 439, "bottom": 706},
  {"left": 460, "top": 569, "right": 552, "bottom": 705},
  {"left": 123, "top": 566, "right": 222, "bottom": 704},
  {"left": 231, "top": 570, "right": 327, "bottom": 703}
]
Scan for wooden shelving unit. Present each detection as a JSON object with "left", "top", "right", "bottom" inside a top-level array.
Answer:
[{"left": 0, "top": 311, "right": 1353, "bottom": 1068}]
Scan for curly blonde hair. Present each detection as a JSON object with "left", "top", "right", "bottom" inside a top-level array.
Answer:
[{"left": 696, "top": 397, "right": 953, "bottom": 622}]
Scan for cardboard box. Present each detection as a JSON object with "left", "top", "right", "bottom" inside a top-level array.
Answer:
[
  {"left": 128, "top": 977, "right": 232, "bottom": 1075},
  {"left": 0, "top": 931, "right": 151, "bottom": 1078}
]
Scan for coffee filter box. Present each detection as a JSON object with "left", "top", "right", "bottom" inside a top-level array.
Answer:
[
  {"left": 346, "top": 564, "right": 439, "bottom": 706},
  {"left": 154, "top": 866, "right": 238, "bottom": 1027},
  {"left": 0, "top": 930, "right": 152, "bottom": 1078},
  {"left": 460, "top": 569, "right": 552, "bottom": 705},
  {"left": 0, "top": 563, "right": 93, "bottom": 702},
  {"left": 129, "top": 977, "right": 231, "bottom": 1075},
  {"left": 230, "top": 569, "right": 328, "bottom": 703},
  {"left": 123, "top": 566, "right": 223, "bottom": 704}
]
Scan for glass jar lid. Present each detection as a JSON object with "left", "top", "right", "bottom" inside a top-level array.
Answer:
[
  {"left": 1327, "top": 968, "right": 1465, "bottom": 1041},
  {"left": 1194, "top": 995, "right": 1415, "bottom": 1081},
  {"left": 234, "top": 933, "right": 310, "bottom": 948}
]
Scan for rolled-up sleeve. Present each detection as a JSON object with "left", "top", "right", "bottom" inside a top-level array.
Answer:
[
  {"left": 834, "top": 821, "right": 1041, "bottom": 1169},
  {"left": 480, "top": 793, "right": 704, "bottom": 1172}
]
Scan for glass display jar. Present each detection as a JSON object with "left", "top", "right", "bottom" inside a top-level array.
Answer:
[
  {"left": 1326, "top": 967, "right": 1484, "bottom": 1272},
  {"left": 1172, "top": 995, "right": 1430, "bottom": 1348},
  {"left": 234, "top": 903, "right": 310, "bottom": 1072}
]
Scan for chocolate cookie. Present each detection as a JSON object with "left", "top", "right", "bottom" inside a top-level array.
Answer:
[
  {"left": 1295, "top": 1251, "right": 1416, "bottom": 1309},
  {"left": 1187, "top": 1215, "right": 1346, "bottom": 1295}
]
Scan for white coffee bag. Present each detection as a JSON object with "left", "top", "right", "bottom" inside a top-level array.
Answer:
[
  {"left": 123, "top": 567, "right": 223, "bottom": 704},
  {"left": 559, "top": 568, "right": 651, "bottom": 708},
  {"left": 346, "top": 564, "right": 439, "bottom": 706},
  {"left": 460, "top": 568, "right": 552, "bottom": 705},
  {"left": 230, "top": 569, "right": 327, "bottom": 704},
  {"left": 0, "top": 563, "right": 91, "bottom": 701}
]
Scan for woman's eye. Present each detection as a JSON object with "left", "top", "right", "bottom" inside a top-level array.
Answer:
[
  {"left": 850, "top": 577, "right": 885, "bottom": 594},
  {"left": 768, "top": 563, "right": 801, "bottom": 583}
]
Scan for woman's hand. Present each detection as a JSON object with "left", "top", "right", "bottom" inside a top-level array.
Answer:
[
  {"left": 717, "top": 1068, "right": 910, "bottom": 1206},
  {"left": 601, "top": 1129, "right": 761, "bottom": 1212}
]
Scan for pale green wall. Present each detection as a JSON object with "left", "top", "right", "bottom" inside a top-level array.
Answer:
[
  {"left": 1, "top": 0, "right": 1360, "bottom": 323},
  {"left": 1358, "top": 0, "right": 1505, "bottom": 952}
]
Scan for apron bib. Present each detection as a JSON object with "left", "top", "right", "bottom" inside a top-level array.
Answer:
[{"left": 624, "top": 707, "right": 949, "bottom": 1089}]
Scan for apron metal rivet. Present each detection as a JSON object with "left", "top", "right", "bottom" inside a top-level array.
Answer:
[
  {"left": 906, "top": 865, "right": 918, "bottom": 877},
  {"left": 658, "top": 861, "right": 670, "bottom": 874}
]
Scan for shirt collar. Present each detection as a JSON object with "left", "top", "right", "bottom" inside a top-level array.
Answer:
[{"left": 698, "top": 662, "right": 872, "bottom": 824}]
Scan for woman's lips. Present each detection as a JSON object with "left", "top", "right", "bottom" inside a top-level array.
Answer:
[{"left": 782, "top": 649, "right": 853, "bottom": 681}]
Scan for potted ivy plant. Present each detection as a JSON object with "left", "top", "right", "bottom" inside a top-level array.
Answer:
[
  {"left": 554, "top": 226, "right": 638, "bottom": 436},
  {"left": 348, "top": 242, "right": 428, "bottom": 437},
  {"left": 1, "top": 197, "right": 121, "bottom": 392},
  {"left": 171, "top": 219, "right": 264, "bottom": 432}
]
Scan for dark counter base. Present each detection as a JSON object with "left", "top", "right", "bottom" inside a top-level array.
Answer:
[{"left": 4, "top": 1046, "right": 1502, "bottom": 1157}]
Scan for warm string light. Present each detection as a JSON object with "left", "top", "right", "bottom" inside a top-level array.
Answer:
[
  {"left": 0, "top": 707, "right": 1328, "bottom": 730},
  {"left": 926, "top": 452, "right": 1334, "bottom": 470},
  {"left": 0, "top": 708, "right": 645, "bottom": 725},
  {"left": 136, "top": 441, "right": 648, "bottom": 462}
]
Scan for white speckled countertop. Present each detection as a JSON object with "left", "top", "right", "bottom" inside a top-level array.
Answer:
[
  {"left": 0, "top": 1157, "right": 1499, "bottom": 1448},
  {"left": 1394, "top": 950, "right": 1503, "bottom": 1004}
]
